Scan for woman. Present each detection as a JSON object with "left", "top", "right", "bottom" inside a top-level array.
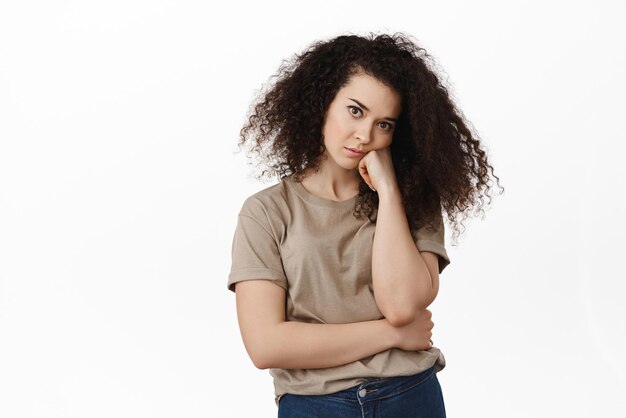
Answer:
[{"left": 227, "top": 32, "right": 503, "bottom": 417}]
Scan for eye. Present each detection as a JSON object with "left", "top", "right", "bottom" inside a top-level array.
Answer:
[
  {"left": 379, "top": 121, "right": 394, "bottom": 131},
  {"left": 347, "top": 105, "right": 363, "bottom": 117}
]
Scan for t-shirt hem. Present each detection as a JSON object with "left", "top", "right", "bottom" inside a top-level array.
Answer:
[
  {"left": 415, "top": 239, "right": 451, "bottom": 273},
  {"left": 228, "top": 269, "right": 288, "bottom": 293}
]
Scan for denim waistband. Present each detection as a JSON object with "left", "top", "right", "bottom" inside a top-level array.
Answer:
[{"left": 321, "top": 367, "right": 436, "bottom": 406}]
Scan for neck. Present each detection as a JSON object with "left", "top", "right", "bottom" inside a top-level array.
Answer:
[{"left": 301, "top": 163, "right": 361, "bottom": 201}]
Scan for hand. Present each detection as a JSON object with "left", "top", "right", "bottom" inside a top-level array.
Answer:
[
  {"left": 388, "top": 309, "right": 434, "bottom": 351},
  {"left": 357, "top": 147, "right": 398, "bottom": 193}
]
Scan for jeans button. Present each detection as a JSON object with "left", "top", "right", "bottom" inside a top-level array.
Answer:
[{"left": 358, "top": 389, "right": 367, "bottom": 397}]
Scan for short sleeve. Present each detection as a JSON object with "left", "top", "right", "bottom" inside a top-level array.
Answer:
[
  {"left": 227, "top": 198, "right": 288, "bottom": 293},
  {"left": 410, "top": 211, "right": 451, "bottom": 274}
]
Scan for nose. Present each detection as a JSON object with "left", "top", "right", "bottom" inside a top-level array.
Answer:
[{"left": 355, "top": 126, "right": 372, "bottom": 144}]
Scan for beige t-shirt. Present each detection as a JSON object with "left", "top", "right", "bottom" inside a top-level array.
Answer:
[{"left": 227, "top": 174, "right": 451, "bottom": 404}]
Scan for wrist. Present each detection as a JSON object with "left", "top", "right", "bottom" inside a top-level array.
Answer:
[
  {"left": 376, "top": 183, "right": 402, "bottom": 205},
  {"left": 376, "top": 179, "right": 402, "bottom": 199},
  {"left": 379, "top": 318, "right": 400, "bottom": 348}
]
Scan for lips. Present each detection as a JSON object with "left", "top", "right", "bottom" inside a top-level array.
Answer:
[{"left": 345, "top": 147, "right": 364, "bottom": 155}]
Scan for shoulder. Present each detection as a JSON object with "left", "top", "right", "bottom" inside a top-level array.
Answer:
[{"left": 238, "top": 176, "right": 292, "bottom": 220}]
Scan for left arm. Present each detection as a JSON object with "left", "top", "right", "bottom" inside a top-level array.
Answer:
[
  {"left": 372, "top": 185, "right": 441, "bottom": 327},
  {"left": 358, "top": 148, "right": 441, "bottom": 328}
]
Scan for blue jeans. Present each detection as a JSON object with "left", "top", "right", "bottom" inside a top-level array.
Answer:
[{"left": 277, "top": 367, "right": 446, "bottom": 418}]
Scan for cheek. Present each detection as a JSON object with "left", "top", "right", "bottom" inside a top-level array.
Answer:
[
  {"left": 377, "top": 134, "right": 393, "bottom": 149},
  {"left": 323, "top": 112, "right": 351, "bottom": 140}
]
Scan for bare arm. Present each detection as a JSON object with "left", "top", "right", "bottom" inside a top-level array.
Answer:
[
  {"left": 234, "top": 280, "right": 433, "bottom": 370},
  {"left": 371, "top": 184, "right": 441, "bottom": 326}
]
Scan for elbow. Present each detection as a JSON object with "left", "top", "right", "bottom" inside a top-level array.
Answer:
[
  {"left": 249, "top": 346, "right": 272, "bottom": 370},
  {"left": 252, "top": 356, "right": 269, "bottom": 370},
  {"left": 385, "top": 308, "right": 417, "bottom": 328},
  {"left": 244, "top": 335, "right": 274, "bottom": 370},
  {"left": 385, "top": 297, "right": 437, "bottom": 328},
  {"left": 244, "top": 322, "right": 285, "bottom": 370},
  {"left": 379, "top": 299, "right": 418, "bottom": 327}
]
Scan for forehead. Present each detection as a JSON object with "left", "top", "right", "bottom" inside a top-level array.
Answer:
[{"left": 336, "top": 73, "right": 402, "bottom": 115}]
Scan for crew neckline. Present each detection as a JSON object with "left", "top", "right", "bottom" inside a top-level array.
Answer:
[{"left": 286, "top": 175, "right": 359, "bottom": 209}]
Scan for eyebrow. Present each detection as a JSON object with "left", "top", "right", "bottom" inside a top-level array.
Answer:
[{"left": 348, "top": 98, "right": 398, "bottom": 122}]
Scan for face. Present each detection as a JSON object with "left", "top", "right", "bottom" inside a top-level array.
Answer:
[{"left": 320, "top": 71, "right": 402, "bottom": 172}]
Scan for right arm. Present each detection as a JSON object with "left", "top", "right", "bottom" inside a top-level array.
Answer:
[{"left": 234, "top": 279, "right": 433, "bottom": 370}]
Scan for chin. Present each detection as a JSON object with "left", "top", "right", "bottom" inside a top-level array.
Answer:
[{"left": 338, "top": 161, "right": 359, "bottom": 171}]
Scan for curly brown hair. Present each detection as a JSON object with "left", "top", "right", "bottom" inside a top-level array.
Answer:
[{"left": 237, "top": 31, "right": 504, "bottom": 243}]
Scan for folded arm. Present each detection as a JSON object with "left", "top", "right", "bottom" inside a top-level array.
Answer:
[{"left": 234, "top": 279, "right": 435, "bottom": 370}]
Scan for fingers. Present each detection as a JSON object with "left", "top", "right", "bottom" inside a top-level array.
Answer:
[{"left": 358, "top": 159, "right": 376, "bottom": 192}]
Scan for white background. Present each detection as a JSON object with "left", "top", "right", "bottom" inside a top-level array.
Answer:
[{"left": 1, "top": 1, "right": 625, "bottom": 417}]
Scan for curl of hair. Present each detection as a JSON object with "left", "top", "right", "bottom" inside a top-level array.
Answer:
[{"left": 237, "top": 31, "right": 504, "bottom": 244}]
